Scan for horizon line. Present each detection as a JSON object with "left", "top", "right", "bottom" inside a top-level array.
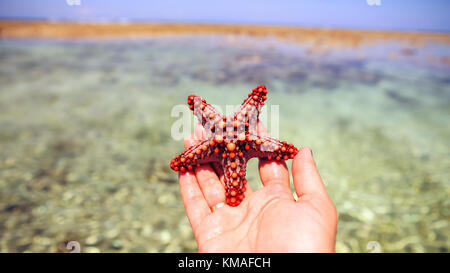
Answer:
[{"left": 1, "top": 16, "right": 449, "bottom": 34}]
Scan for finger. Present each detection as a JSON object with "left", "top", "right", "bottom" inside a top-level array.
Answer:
[
  {"left": 193, "top": 123, "right": 226, "bottom": 208},
  {"left": 184, "top": 134, "right": 198, "bottom": 149},
  {"left": 244, "top": 182, "right": 253, "bottom": 195},
  {"left": 257, "top": 121, "right": 270, "bottom": 137},
  {"left": 211, "top": 161, "right": 225, "bottom": 184},
  {"left": 178, "top": 171, "right": 210, "bottom": 231},
  {"left": 258, "top": 159, "right": 290, "bottom": 188},
  {"left": 194, "top": 123, "right": 206, "bottom": 141},
  {"left": 257, "top": 122, "right": 290, "bottom": 189},
  {"left": 184, "top": 123, "right": 206, "bottom": 149},
  {"left": 195, "top": 166, "right": 226, "bottom": 207},
  {"left": 292, "top": 147, "right": 328, "bottom": 200}
]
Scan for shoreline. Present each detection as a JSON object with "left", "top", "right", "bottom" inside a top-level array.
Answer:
[{"left": 1, "top": 20, "right": 450, "bottom": 49}]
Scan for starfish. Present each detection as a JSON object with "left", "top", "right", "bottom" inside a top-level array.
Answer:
[{"left": 170, "top": 85, "right": 299, "bottom": 207}]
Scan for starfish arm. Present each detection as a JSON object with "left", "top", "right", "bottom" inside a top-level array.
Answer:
[
  {"left": 244, "top": 134, "right": 299, "bottom": 161},
  {"left": 222, "top": 155, "right": 248, "bottom": 206},
  {"left": 170, "top": 139, "right": 222, "bottom": 172},
  {"left": 233, "top": 85, "right": 268, "bottom": 134},
  {"left": 187, "top": 95, "right": 223, "bottom": 133}
]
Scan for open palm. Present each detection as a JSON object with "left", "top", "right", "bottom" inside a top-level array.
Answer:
[{"left": 179, "top": 124, "right": 337, "bottom": 252}]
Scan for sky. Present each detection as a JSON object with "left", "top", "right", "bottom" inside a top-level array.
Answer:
[{"left": 0, "top": 0, "right": 449, "bottom": 32}]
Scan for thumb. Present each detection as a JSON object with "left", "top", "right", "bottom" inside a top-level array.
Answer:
[{"left": 292, "top": 147, "right": 328, "bottom": 200}]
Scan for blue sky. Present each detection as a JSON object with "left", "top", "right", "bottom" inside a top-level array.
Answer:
[{"left": 0, "top": 0, "right": 449, "bottom": 32}]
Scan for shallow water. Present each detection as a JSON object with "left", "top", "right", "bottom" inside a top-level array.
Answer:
[{"left": 0, "top": 35, "right": 449, "bottom": 252}]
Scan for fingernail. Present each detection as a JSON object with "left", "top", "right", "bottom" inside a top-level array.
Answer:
[{"left": 303, "top": 147, "right": 313, "bottom": 158}]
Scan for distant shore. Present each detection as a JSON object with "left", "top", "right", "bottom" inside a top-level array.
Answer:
[{"left": 1, "top": 20, "right": 450, "bottom": 49}]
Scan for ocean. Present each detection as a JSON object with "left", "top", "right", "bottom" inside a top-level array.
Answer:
[{"left": 0, "top": 35, "right": 448, "bottom": 252}]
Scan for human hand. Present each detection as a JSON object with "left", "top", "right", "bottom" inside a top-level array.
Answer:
[{"left": 178, "top": 123, "right": 337, "bottom": 252}]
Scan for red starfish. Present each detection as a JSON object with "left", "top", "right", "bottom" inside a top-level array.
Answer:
[{"left": 170, "top": 85, "right": 299, "bottom": 207}]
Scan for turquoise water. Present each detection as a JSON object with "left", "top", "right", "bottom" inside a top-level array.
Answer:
[{"left": 0, "top": 36, "right": 449, "bottom": 252}]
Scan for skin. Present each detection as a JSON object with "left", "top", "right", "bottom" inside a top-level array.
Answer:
[{"left": 178, "top": 123, "right": 338, "bottom": 252}]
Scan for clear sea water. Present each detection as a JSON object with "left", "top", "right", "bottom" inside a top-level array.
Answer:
[{"left": 0, "top": 35, "right": 449, "bottom": 252}]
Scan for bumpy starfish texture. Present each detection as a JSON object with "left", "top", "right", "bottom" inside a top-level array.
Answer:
[{"left": 170, "top": 85, "right": 299, "bottom": 207}]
